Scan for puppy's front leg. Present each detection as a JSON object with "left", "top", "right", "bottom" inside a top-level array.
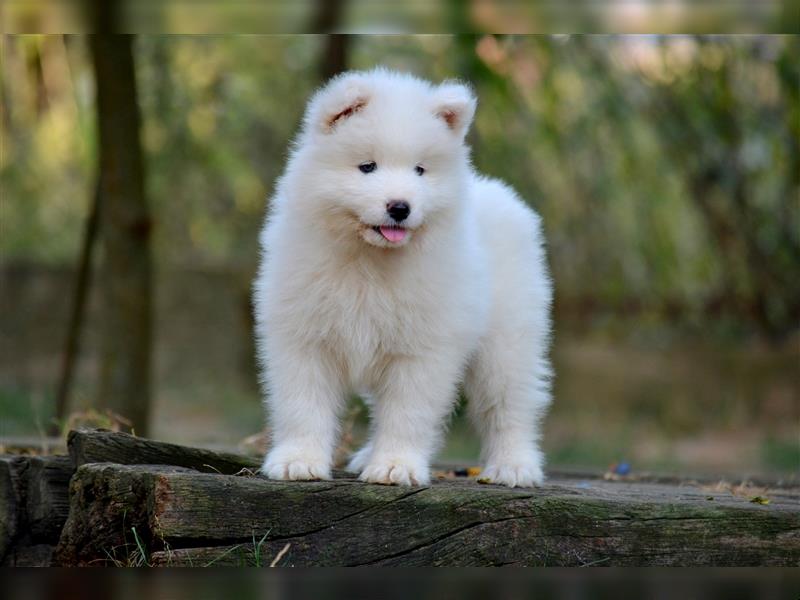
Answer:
[
  {"left": 262, "top": 346, "right": 345, "bottom": 481},
  {"left": 359, "top": 354, "right": 461, "bottom": 486}
]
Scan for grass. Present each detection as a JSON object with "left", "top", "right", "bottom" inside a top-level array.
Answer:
[
  {"left": 198, "top": 530, "right": 290, "bottom": 567},
  {"left": 102, "top": 527, "right": 290, "bottom": 567},
  {"left": 100, "top": 523, "right": 283, "bottom": 567},
  {"left": 251, "top": 530, "right": 271, "bottom": 567},
  {"left": 129, "top": 526, "right": 151, "bottom": 567},
  {"left": 100, "top": 525, "right": 152, "bottom": 568},
  {"left": 202, "top": 543, "right": 244, "bottom": 567}
]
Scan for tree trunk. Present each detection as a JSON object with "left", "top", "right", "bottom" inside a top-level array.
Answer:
[
  {"left": 90, "top": 32, "right": 153, "bottom": 435},
  {"left": 311, "top": 0, "right": 350, "bottom": 81},
  {"left": 319, "top": 34, "right": 350, "bottom": 82}
]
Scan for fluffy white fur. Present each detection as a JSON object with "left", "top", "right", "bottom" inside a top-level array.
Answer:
[{"left": 254, "top": 69, "right": 552, "bottom": 488}]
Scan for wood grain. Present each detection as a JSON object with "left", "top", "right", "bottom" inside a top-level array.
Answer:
[{"left": 55, "top": 462, "right": 800, "bottom": 567}]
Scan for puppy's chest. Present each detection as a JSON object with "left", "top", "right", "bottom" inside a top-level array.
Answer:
[{"left": 320, "top": 283, "right": 420, "bottom": 357}]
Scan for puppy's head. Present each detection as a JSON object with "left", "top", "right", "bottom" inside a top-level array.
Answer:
[{"left": 290, "top": 69, "right": 476, "bottom": 249}]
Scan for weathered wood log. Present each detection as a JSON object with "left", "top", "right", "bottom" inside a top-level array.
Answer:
[
  {"left": 55, "top": 464, "right": 189, "bottom": 566},
  {"left": 24, "top": 456, "right": 73, "bottom": 543},
  {"left": 68, "top": 429, "right": 260, "bottom": 474},
  {"left": 0, "top": 455, "right": 72, "bottom": 566},
  {"left": 55, "top": 463, "right": 800, "bottom": 567},
  {"left": 2, "top": 429, "right": 261, "bottom": 565},
  {"left": 2, "top": 544, "right": 55, "bottom": 567},
  {"left": 0, "top": 457, "right": 26, "bottom": 562}
]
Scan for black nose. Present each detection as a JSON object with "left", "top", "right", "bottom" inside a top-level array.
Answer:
[{"left": 387, "top": 201, "right": 410, "bottom": 223}]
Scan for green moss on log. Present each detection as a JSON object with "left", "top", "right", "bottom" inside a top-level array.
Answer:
[{"left": 55, "top": 463, "right": 800, "bottom": 567}]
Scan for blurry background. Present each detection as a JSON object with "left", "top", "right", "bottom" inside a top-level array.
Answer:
[{"left": 1, "top": 30, "right": 798, "bottom": 476}]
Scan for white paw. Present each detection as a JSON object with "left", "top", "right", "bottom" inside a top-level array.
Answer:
[
  {"left": 262, "top": 447, "right": 331, "bottom": 481},
  {"left": 481, "top": 462, "right": 544, "bottom": 488},
  {"left": 346, "top": 444, "right": 373, "bottom": 473},
  {"left": 359, "top": 457, "right": 430, "bottom": 486}
]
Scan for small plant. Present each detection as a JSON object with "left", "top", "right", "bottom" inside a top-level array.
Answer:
[
  {"left": 202, "top": 544, "right": 244, "bottom": 567},
  {"left": 129, "top": 526, "right": 152, "bottom": 567},
  {"left": 251, "top": 530, "right": 271, "bottom": 567},
  {"left": 98, "top": 510, "right": 153, "bottom": 567}
]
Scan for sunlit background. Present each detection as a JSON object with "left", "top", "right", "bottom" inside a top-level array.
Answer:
[
  {"left": 2, "top": 0, "right": 796, "bottom": 33},
  {"left": 1, "top": 33, "right": 798, "bottom": 476}
]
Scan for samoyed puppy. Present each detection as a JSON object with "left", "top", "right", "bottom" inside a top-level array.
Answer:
[{"left": 254, "top": 68, "right": 552, "bottom": 487}]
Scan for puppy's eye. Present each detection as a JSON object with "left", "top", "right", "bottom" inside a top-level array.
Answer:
[
  {"left": 359, "top": 161, "right": 377, "bottom": 174},
  {"left": 415, "top": 165, "right": 425, "bottom": 176}
]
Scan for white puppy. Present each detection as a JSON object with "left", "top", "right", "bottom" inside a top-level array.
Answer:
[{"left": 254, "top": 68, "right": 552, "bottom": 487}]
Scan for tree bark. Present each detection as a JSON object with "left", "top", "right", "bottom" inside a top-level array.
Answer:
[{"left": 90, "top": 32, "right": 153, "bottom": 435}]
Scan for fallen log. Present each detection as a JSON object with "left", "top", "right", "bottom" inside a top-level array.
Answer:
[
  {"left": 3, "top": 544, "right": 55, "bottom": 567},
  {"left": 68, "top": 429, "right": 260, "bottom": 475},
  {"left": 55, "top": 462, "right": 800, "bottom": 567},
  {"left": 1, "top": 430, "right": 261, "bottom": 565},
  {"left": 0, "top": 457, "right": 26, "bottom": 562},
  {"left": 0, "top": 455, "right": 73, "bottom": 566},
  {"left": 3, "top": 430, "right": 795, "bottom": 567},
  {"left": 25, "top": 456, "right": 73, "bottom": 544}
]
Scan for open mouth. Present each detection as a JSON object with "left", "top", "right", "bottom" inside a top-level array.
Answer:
[{"left": 373, "top": 225, "right": 408, "bottom": 243}]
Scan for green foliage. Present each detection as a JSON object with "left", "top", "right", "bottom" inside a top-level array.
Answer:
[{"left": 2, "top": 35, "right": 797, "bottom": 340}]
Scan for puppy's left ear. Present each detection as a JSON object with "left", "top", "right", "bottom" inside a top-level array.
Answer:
[{"left": 432, "top": 81, "right": 476, "bottom": 139}]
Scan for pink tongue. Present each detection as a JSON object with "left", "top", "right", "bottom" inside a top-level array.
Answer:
[{"left": 379, "top": 226, "right": 407, "bottom": 243}]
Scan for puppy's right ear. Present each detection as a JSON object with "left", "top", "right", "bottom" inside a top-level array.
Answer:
[{"left": 305, "top": 72, "right": 372, "bottom": 135}]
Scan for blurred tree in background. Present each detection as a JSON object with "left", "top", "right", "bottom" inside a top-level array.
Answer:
[
  {"left": 1, "top": 33, "right": 797, "bottom": 473},
  {"left": 89, "top": 11, "right": 153, "bottom": 439}
]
